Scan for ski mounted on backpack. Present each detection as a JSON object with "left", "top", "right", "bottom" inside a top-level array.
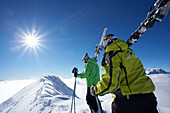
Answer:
[
  {"left": 94, "top": 27, "right": 107, "bottom": 61},
  {"left": 126, "top": 0, "right": 170, "bottom": 47},
  {"left": 94, "top": 0, "right": 170, "bottom": 58}
]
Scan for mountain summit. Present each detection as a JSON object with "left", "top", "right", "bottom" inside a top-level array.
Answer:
[
  {"left": 145, "top": 68, "right": 167, "bottom": 75},
  {"left": 0, "top": 75, "right": 77, "bottom": 113}
]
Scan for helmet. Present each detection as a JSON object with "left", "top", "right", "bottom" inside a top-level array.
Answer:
[
  {"left": 82, "top": 53, "right": 89, "bottom": 63},
  {"left": 103, "top": 34, "right": 117, "bottom": 49}
]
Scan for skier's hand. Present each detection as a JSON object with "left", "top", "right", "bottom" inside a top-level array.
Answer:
[
  {"left": 90, "top": 85, "right": 96, "bottom": 96},
  {"left": 72, "top": 67, "right": 78, "bottom": 77}
]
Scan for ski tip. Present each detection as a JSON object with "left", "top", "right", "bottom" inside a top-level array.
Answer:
[{"left": 104, "top": 27, "right": 108, "bottom": 31}]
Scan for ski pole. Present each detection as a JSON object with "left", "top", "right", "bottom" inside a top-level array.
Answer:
[
  {"left": 71, "top": 77, "right": 76, "bottom": 113},
  {"left": 95, "top": 96, "right": 102, "bottom": 113},
  {"left": 71, "top": 67, "right": 78, "bottom": 113}
]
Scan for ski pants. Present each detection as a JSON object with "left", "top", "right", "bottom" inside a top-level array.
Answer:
[
  {"left": 86, "top": 87, "right": 103, "bottom": 113},
  {"left": 112, "top": 92, "right": 158, "bottom": 113}
]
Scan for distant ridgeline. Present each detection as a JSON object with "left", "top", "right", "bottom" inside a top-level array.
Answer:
[{"left": 145, "top": 68, "right": 170, "bottom": 75}]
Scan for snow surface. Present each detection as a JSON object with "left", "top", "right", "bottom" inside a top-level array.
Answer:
[
  {"left": 0, "top": 79, "right": 36, "bottom": 104},
  {"left": 149, "top": 74, "right": 170, "bottom": 113},
  {"left": 0, "top": 74, "right": 170, "bottom": 113}
]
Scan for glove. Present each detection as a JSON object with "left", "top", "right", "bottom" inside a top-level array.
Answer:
[
  {"left": 90, "top": 85, "right": 96, "bottom": 96},
  {"left": 72, "top": 67, "right": 78, "bottom": 77}
]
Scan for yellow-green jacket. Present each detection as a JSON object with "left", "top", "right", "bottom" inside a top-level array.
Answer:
[{"left": 94, "top": 39, "right": 155, "bottom": 96}]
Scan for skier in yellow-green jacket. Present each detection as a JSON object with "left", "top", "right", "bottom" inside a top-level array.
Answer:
[
  {"left": 90, "top": 34, "right": 158, "bottom": 113},
  {"left": 76, "top": 53, "right": 103, "bottom": 113}
]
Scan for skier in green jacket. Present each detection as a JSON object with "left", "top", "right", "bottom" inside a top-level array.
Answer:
[
  {"left": 76, "top": 53, "right": 103, "bottom": 113},
  {"left": 90, "top": 34, "right": 158, "bottom": 113}
]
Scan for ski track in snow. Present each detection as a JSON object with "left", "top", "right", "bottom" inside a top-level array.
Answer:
[{"left": 0, "top": 74, "right": 170, "bottom": 113}]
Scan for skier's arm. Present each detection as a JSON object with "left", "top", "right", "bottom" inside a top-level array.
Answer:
[
  {"left": 94, "top": 54, "right": 121, "bottom": 96},
  {"left": 77, "top": 62, "right": 91, "bottom": 79}
]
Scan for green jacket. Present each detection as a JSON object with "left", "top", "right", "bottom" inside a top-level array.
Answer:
[
  {"left": 94, "top": 39, "right": 155, "bottom": 96},
  {"left": 77, "top": 58, "right": 100, "bottom": 87}
]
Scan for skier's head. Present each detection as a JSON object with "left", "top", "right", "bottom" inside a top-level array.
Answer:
[
  {"left": 103, "top": 34, "right": 117, "bottom": 49},
  {"left": 82, "top": 53, "right": 90, "bottom": 63}
]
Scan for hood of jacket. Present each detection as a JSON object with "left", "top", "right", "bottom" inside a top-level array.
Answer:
[{"left": 104, "top": 39, "right": 129, "bottom": 54}]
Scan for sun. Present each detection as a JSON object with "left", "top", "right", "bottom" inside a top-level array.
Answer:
[
  {"left": 12, "top": 27, "right": 46, "bottom": 57},
  {"left": 21, "top": 28, "right": 43, "bottom": 54},
  {"left": 25, "top": 33, "right": 39, "bottom": 47}
]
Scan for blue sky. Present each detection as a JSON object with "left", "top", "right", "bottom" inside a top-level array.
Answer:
[{"left": 0, "top": 0, "right": 170, "bottom": 80}]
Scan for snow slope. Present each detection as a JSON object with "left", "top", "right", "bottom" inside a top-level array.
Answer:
[
  {"left": 0, "top": 79, "right": 36, "bottom": 104},
  {"left": 0, "top": 75, "right": 79, "bottom": 113},
  {"left": 149, "top": 74, "right": 170, "bottom": 113},
  {"left": 0, "top": 74, "right": 170, "bottom": 113}
]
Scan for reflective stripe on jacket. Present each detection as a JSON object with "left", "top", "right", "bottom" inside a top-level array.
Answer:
[{"left": 94, "top": 39, "right": 155, "bottom": 96}]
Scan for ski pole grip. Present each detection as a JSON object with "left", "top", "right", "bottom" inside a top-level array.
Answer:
[{"left": 72, "top": 67, "right": 78, "bottom": 77}]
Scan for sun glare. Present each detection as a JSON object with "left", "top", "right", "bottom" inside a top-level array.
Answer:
[
  {"left": 12, "top": 27, "right": 47, "bottom": 57},
  {"left": 25, "top": 34, "right": 38, "bottom": 47}
]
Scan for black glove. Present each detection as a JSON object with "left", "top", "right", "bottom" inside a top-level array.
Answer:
[
  {"left": 72, "top": 67, "right": 78, "bottom": 77},
  {"left": 90, "top": 85, "right": 96, "bottom": 96}
]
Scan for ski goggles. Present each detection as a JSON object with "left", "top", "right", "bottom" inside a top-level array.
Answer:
[{"left": 103, "top": 35, "right": 117, "bottom": 49}]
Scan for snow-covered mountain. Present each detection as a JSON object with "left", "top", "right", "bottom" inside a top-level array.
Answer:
[
  {"left": 1, "top": 73, "right": 170, "bottom": 113},
  {"left": 145, "top": 68, "right": 168, "bottom": 75},
  {"left": 0, "top": 75, "right": 78, "bottom": 113}
]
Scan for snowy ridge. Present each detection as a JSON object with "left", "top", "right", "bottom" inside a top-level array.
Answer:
[
  {"left": 0, "top": 75, "right": 77, "bottom": 113},
  {"left": 145, "top": 68, "right": 168, "bottom": 75},
  {"left": 1, "top": 73, "right": 170, "bottom": 113}
]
